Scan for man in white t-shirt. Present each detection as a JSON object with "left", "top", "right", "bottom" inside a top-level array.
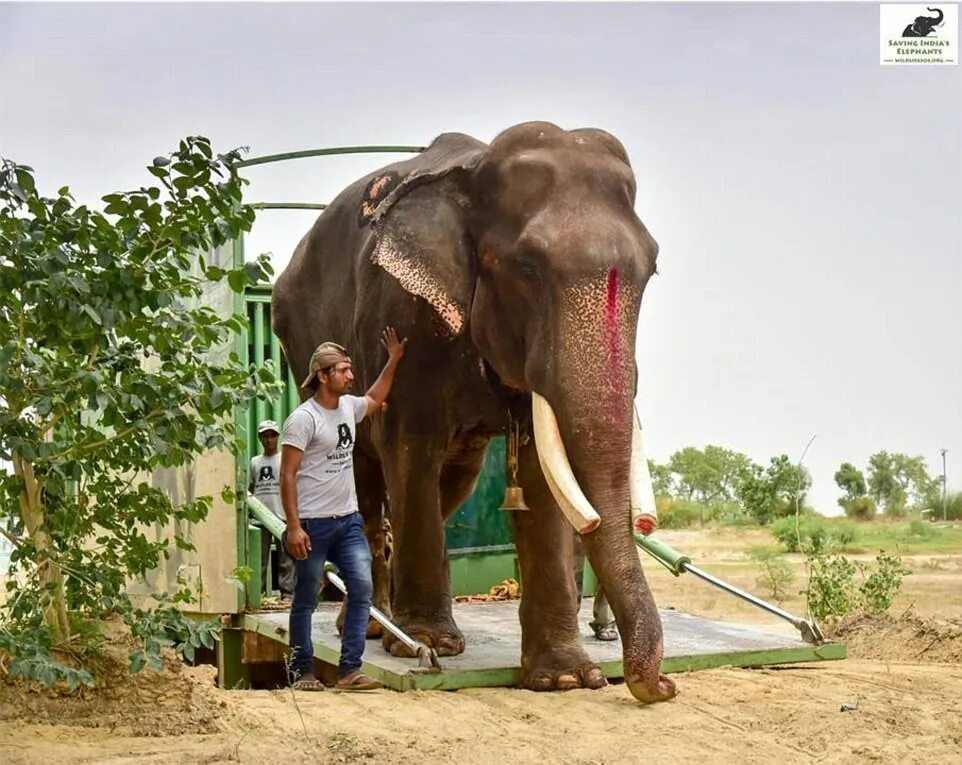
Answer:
[
  {"left": 280, "top": 327, "right": 406, "bottom": 692},
  {"left": 249, "top": 419, "right": 294, "bottom": 600}
]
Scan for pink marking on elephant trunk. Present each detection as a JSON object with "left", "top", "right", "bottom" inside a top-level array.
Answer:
[{"left": 605, "top": 267, "right": 622, "bottom": 391}]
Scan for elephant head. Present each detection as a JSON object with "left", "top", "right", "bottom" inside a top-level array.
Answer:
[
  {"left": 275, "top": 121, "right": 673, "bottom": 703},
  {"left": 903, "top": 7, "right": 943, "bottom": 36}
]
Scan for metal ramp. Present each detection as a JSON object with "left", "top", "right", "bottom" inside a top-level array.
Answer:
[{"left": 241, "top": 598, "right": 845, "bottom": 691}]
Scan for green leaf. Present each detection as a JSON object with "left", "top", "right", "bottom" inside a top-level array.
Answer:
[
  {"left": 199, "top": 629, "right": 215, "bottom": 650},
  {"left": 82, "top": 305, "right": 102, "bottom": 325},
  {"left": 15, "top": 169, "right": 36, "bottom": 195},
  {"left": 129, "top": 650, "right": 146, "bottom": 674}
]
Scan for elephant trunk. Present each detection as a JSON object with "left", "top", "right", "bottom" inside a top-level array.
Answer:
[
  {"left": 529, "top": 269, "right": 675, "bottom": 702},
  {"left": 539, "top": 391, "right": 675, "bottom": 703},
  {"left": 928, "top": 7, "right": 944, "bottom": 24}
]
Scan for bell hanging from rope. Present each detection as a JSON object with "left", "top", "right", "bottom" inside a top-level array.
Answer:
[{"left": 498, "top": 417, "right": 529, "bottom": 512}]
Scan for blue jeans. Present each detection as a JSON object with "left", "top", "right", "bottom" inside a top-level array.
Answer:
[{"left": 288, "top": 513, "right": 373, "bottom": 679}]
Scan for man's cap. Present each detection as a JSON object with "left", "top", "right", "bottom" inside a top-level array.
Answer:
[
  {"left": 257, "top": 419, "right": 280, "bottom": 435},
  {"left": 300, "top": 341, "right": 350, "bottom": 388}
]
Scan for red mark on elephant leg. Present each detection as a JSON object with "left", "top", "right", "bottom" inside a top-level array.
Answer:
[{"left": 605, "top": 267, "right": 621, "bottom": 375}]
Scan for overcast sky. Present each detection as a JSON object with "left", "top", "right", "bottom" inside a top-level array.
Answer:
[{"left": 2, "top": 1, "right": 959, "bottom": 515}]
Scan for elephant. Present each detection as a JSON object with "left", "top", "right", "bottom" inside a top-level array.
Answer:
[
  {"left": 272, "top": 121, "right": 676, "bottom": 703},
  {"left": 903, "top": 7, "right": 943, "bottom": 37}
]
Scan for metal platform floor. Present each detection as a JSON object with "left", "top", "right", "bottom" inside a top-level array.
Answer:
[{"left": 243, "top": 599, "right": 845, "bottom": 691}]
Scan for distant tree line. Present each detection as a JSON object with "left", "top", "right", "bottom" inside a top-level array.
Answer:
[
  {"left": 649, "top": 446, "right": 958, "bottom": 528},
  {"left": 833, "top": 451, "right": 956, "bottom": 521}
]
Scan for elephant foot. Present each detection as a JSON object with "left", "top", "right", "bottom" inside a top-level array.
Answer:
[
  {"left": 335, "top": 605, "right": 388, "bottom": 640},
  {"left": 366, "top": 619, "right": 383, "bottom": 639},
  {"left": 381, "top": 618, "right": 465, "bottom": 657},
  {"left": 521, "top": 647, "right": 608, "bottom": 692},
  {"left": 626, "top": 671, "right": 678, "bottom": 704}
]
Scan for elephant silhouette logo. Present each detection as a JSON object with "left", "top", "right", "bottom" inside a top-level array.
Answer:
[
  {"left": 258, "top": 465, "right": 275, "bottom": 483},
  {"left": 903, "top": 7, "right": 944, "bottom": 37},
  {"left": 336, "top": 423, "right": 354, "bottom": 450}
]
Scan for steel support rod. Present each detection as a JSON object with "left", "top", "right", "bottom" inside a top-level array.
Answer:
[
  {"left": 250, "top": 202, "right": 328, "bottom": 211},
  {"left": 324, "top": 569, "right": 420, "bottom": 654},
  {"left": 236, "top": 145, "right": 424, "bottom": 169}
]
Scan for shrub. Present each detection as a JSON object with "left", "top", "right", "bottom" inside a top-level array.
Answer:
[
  {"left": 751, "top": 550, "right": 796, "bottom": 603},
  {"left": 844, "top": 496, "right": 877, "bottom": 521},
  {"left": 713, "top": 501, "right": 756, "bottom": 527},
  {"left": 656, "top": 497, "right": 703, "bottom": 529},
  {"left": 908, "top": 518, "right": 938, "bottom": 539},
  {"left": 770, "top": 516, "right": 861, "bottom": 554},
  {"left": 806, "top": 551, "right": 909, "bottom": 622}
]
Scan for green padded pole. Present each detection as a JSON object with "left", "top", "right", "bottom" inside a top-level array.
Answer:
[
  {"left": 634, "top": 534, "right": 692, "bottom": 577},
  {"left": 248, "top": 496, "right": 285, "bottom": 540}
]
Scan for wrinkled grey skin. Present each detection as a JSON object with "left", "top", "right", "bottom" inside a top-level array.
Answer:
[
  {"left": 903, "top": 7, "right": 943, "bottom": 36},
  {"left": 273, "top": 122, "right": 676, "bottom": 702}
]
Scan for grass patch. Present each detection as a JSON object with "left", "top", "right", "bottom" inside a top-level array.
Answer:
[{"left": 844, "top": 521, "right": 962, "bottom": 554}]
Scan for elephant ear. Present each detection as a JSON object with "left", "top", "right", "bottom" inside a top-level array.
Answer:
[
  {"left": 363, "top": 133, "right": 486, "bottom": 338},
  {"left": 362, "top": 132, "right": 485, "bottom": 226}
]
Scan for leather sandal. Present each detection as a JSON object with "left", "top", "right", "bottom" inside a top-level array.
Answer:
[
  {"left": 335, "top": 670, "right": 382, "bottom": 691},
  {"left": 291, "top": 675, "right": 325, "bottom": 691},
  {"left": 592, "top": 624, "right": 619, "bottom": 641}
]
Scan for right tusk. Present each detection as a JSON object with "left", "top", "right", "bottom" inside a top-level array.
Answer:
[
  {"left": 630, "top": 406, "right": 659, "bottom": 529},
  {"left": 531, "top": 393, "right": 601, "bottom": 534}
]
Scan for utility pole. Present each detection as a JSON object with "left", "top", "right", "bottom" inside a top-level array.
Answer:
[{"left": 940, "top": 448, "right": 948, "bottom": 522}]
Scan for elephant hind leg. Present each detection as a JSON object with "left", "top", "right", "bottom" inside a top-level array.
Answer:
[{"left": 380, "top": 435, "right": 466, "bottom": 657}]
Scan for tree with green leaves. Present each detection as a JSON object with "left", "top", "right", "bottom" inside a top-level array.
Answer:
[
  {"left": 834, "top": 462, "right": 875, "bottom": 519},
  {"left": 666, "top": 445, "right": 753, "bottom": 524},
  {"left": 866, "top": 451, "right": 936, "bottom": 516},
  {"left": 735, "top": 454, "right": 811, "bottom": 525},
  {"left": 647, "top": 458, "right": 675, "bottom": 496},
  {"left": 667, "top": 445, "right": 752, "bottom": 504},
  {"left": 0, "top": 137, "right": 277, "bottom": 686}
]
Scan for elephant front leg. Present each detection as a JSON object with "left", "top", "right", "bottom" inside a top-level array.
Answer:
[
  {"left": 512, "top": 437, "right": 607, "bottom": 691},
  {"left": 380, "top": 444, "right": 465, "bottom": 657}
]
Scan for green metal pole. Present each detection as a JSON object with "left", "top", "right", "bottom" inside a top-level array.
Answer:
[
  {"left": 248, "top": 496, "right": 284, "bottom": 540},
  {"left": 250, "top": 202, "right": 328, "bottom": 211},
  {"left": 235, "top": 145, "right": 424, "bottom": 169},
  {"left": 634, "top": 534, "right": 824, "bottom": 644},
  {"left": 252, "top": 302, "right": 266, "bottom": 426}
]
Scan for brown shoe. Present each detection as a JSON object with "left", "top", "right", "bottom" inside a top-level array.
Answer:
[{"left": 335, "top": 670, "right": 382, "bottom": 691}]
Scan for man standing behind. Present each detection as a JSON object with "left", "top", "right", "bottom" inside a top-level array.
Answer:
[
  {"left": 280, "top": 328, "right": 406, "bottom": 692},
  {"left": 249, "top": 420, "right": 294, "bottom": 601}
]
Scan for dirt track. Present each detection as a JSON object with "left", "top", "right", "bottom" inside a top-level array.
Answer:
[{"left": 2, "top": 652, "right": 961, "bottom": 764}]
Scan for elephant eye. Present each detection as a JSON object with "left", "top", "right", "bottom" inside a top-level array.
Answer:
[{"left": 516, "top": 256, "right": 542, "bottom": 284}]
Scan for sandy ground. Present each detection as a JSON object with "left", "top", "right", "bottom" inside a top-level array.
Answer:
[{"left": 2, "top": 528, "right": 961, "bottom": 764}]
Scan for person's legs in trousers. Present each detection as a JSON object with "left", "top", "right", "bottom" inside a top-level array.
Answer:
[
  {"left": 260, "top": 526, "right": 273, "bottom": 596},
  {"left": 288, "top": 519, "right": 332, "bottom": 683},
  {"left": 589, "top": 586, "right": 617, "bottom": 640},
  {"left": 277, "top": 544, "right": 295, "bottom": 600},
  {"left": 328, "top": 514, "right": 378, "bottom": 689}
]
